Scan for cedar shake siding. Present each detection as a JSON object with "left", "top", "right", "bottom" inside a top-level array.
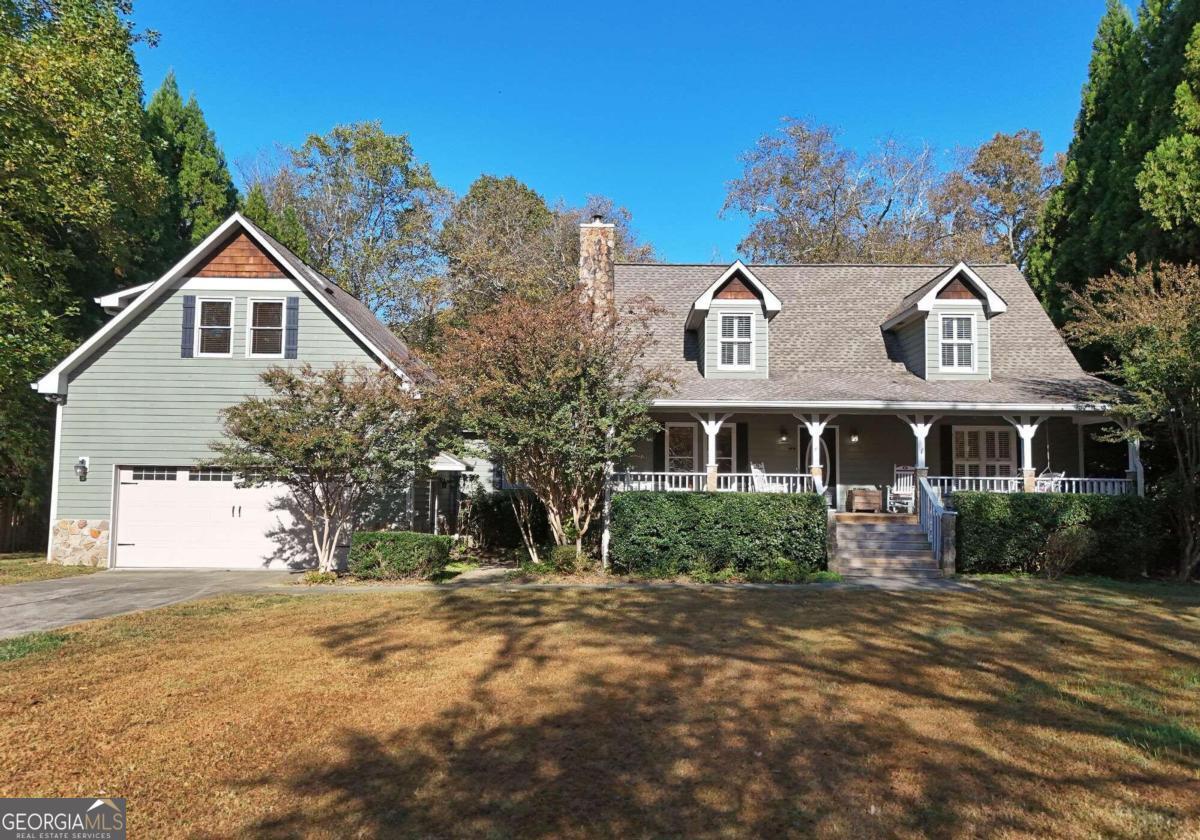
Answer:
[{"left": 194, "top": 231, "right": 288, "bottom": 278}]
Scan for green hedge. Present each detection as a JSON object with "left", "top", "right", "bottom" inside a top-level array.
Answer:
[
  {"left": 348, "top": 531, "right": 452, "bottom": 580},
  {"left": 609, "top": 492, "right": 827, "bottom": 581},
  {"left": 952, "top": 492, "right": 1167, "bottom": 578},
  {"left": 467, "top": 489, "right": 550, "bottom": 551}
]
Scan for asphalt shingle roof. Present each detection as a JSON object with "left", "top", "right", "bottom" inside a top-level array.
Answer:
[
  {"left": 614, "top": 263, "right": 1112, "bottom": 406},
  {"left": 239, "top": 216, "right": 433, "bottom": 381}
]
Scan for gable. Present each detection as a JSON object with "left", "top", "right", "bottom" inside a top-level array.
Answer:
[
  {"left": 936, "top": 276, "right": 983, "bottom": 301},
  {"left": 714, "top": 275, "right": 761, "bottom": 301},
  {"left": 193, "top": 231, "right": 288, "bottom": 278}
]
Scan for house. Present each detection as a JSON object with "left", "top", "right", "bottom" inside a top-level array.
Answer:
[
  {"left": 574, "top": 219, "right": 1141, "bottom": 568},
  {"left": 34, "top": 213, "right": 461, "bottom": 569}
]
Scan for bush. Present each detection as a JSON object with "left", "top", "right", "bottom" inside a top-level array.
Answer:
[
  {"left": 953, "top": 492, "right": 1168, "bottom": 578},
  {"left": 467, "top": 489, "right": 550, "bottom": 551},
  {"left": 609, "top": 492, "right": 827, "bottom": 581},
  {"left": 547, "top": 543, "right": 585, "bottom": 573},
  {"left": 301, "top": 570, "right": 338, "bottom": 585},
  {"left": 348, "top": 531, "right": 452, "bottom": 580}
]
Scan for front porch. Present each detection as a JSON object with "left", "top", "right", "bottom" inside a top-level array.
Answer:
[{"left": 613, "top": 411, "right": 1141, "bottom": 509}]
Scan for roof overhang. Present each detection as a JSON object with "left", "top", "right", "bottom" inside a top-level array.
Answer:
[
  {"left": 94, "top": 282, "right": 152, "bottom": 314},
  {"left": 686, "top": 260, "right": 781, "bottom": 329},
  {"left": 881, "top": 262, "right": 1008, "bottom": 331},
  {"left": 33, "top": 213, "right": 411, "bottom": 396},
  {"left": 430, "top": 452, "right": 470, "bottom": 472},
  {"left": 650, "top": 398, "right": 1113, "bottom": 415}
]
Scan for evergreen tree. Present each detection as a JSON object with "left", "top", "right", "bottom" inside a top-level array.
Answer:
[
  {"left": 240, "top": 183, "right": 311, "bottom": 257},
  {"left": 145, "top": 70, "right": 238, "bottom": 266},
  {"left": 1027, "top": 0, "right": 1141, "bottom": 320},
  {"left": 1029, "top": 0, "right": 1200, "bottom": 321}
]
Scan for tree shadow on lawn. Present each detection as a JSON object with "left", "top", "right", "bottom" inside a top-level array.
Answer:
[{"left": 236, "top": 584, "right": 1200, "bottom": 838}]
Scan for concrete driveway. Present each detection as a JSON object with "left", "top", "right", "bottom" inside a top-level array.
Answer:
[{"left": 0, "top": 570, "right": 296, "bottom": 640}]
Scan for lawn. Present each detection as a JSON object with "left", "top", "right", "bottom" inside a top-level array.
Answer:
[
  {"left": 1, "top": 580, "right": 1198, "bottom": 838},
  {"left": 0, "top": 552, "right": 99, "bottom": 585}
]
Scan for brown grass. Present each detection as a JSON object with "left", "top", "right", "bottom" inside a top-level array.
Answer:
[
  {"left": 1, "top": 580, "right": 1199, "bottom": 838},
  {"left": 0, "top": 552, "right": 99, "bottom": 585}
]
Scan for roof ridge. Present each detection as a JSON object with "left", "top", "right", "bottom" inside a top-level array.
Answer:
[{"left": 616, "top": 262, "right": 1016, "bottom": 268}]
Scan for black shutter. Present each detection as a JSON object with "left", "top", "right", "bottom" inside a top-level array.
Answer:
[
  {"left": 652, "top": 426, "right": 665, "bottom": 472},
  {"left": 180, "top": 295, "right": 196, "bottom": 358},
  {"left": 939, "top": 424, "right": 953, "bottom": 475},
  {"left": 736, "top": 422, "right": 749, "bottom": 472},
  {"left": 284, "top": 296, "right": 300, "bottom": 359}
]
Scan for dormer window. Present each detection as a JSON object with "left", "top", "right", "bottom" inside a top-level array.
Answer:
[
  {"left": 719, "top": 313, "right": 753, "bottom": 369},
  {"left": 939, "top": 314, "right": 975, "bottom": 372}
]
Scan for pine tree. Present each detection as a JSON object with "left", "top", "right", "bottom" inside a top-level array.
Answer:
[
  {"left": 240, "top": 183, "right": 311, "bottom": 257},
  {"left": 145, "top": 71, "right": 238, "bottom": 267},
  {"left": 1027, "top": 0, "right": 1141, "bottom": 320}
]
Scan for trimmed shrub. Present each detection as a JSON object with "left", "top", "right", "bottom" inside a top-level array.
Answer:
[
  {"left": 609, "top": 491, "right": 827, "bottom": 581},
  {"left": 349, "top": 531, "right": 452, "bottom": 580},
  {"left": 467, "top": 489, "right": 551, "bottom": 551},
  {"left": 952, "top": 492, "right": 1167, "bottom": 578}
]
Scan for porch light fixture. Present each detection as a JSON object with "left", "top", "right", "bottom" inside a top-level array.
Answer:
[
  {"left": 778, "top": 428, "right": 789, "bottom": 444},
  {"left": 73, "top": 456, "right": 89, "bottom": 482},
  {"left": 849, "top": 431, "right": 861, "bottom": 445}
]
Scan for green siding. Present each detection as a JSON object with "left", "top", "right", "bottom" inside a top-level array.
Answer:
[
  {"left": 703, "top": 301, "right": 769, "bottom": 379},
  {"left": 924, "top": 300, "right": 992, "bottom": 381},
  {"left": 56, "top": 280, "right": 377, "bottom": 519},
  {"left": 895, "top": 319, "right": 926, "bottom": 377}
]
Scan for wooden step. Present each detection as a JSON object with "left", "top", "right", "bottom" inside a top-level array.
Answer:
[
  {"left": 838, "top": 535, "right": 932, "bottom": 549},
  {"left": 836, "top": 567, "right": 944, "bottom": 580},
  {"left": 835, "top": 556, "right": 940, "bottom": 572},
  {"left": 838, "top": 548, "right": 936, "bottom": 562},
  {"left": 835, "top": 513, "right": 919, "bottom": 525}
]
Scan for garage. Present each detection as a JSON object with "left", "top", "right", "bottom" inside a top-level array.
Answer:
[{"left": 112, "top": 466, "right": 310, "bottom": 569}]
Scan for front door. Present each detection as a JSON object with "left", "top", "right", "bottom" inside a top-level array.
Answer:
[{"left": 801, "top": 427, "right": 839, "bottom": 508}]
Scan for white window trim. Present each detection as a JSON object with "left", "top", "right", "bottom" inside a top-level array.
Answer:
[
  {"left": 245, "top": 297, "right": 287, "bottom": 359},
  {"left": 665, "top": 422, "right": 699, "bottom": 474},
  {"left": 937, "top": 312, "right": 977, "bottom": 373},
  {"left": 952, "top": 425, "right": 1017, "bottom": 476},
  {"left": 194, "top": 296, "right": 235, "bottom": 358},
  {"left": 717, "top": 312, "right": 755, "bottom": 370}
]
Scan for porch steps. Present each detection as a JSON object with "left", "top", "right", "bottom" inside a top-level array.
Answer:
[{"left": 832, "top": 513, "right": 942, "bottom": 580}]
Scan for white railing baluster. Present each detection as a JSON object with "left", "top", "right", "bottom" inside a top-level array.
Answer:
[{"left": 609, "top": 472, "right": 814, "bottom": 494}]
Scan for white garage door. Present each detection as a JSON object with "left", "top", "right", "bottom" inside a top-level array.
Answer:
[{"left": 114, "top": 466, "right": 309, "bottom": 569}]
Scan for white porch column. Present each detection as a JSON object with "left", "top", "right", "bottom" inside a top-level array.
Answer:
[
  {"left": 692, "top": 412, "right": 731, "bottom": 491},
  {"left": 1117, "top": 419, "right": 1146, "bottom": 497},
  {"left": 899, "top": 415, "right": 940, "bottom": 476},
  {"left": 794, "top": 413, "right": 837, "bottom": 492},
  {"left": 1003, "top": 415, "right": 1046, "bottom": 492}
]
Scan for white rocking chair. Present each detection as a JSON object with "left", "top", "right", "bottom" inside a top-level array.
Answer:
[
  {"left": 1035, "top": 469, "right": 1067, "bottom": 493},
  {"left": 751, "top": 463, "right": 783, "bottom": 493},
  {"left": 888, "top": 465, "right": 916, "bottom": 512}
]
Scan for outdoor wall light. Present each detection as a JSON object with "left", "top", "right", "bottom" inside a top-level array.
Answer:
[
  {"left": 74, "top": 456, "right": 89, "bottom": 482},
  {"left": 849, "top": 431, "right": 861, "bottom": 445},
  {"left": 778, "top": 428, "right": 790, "bottom": 444}
]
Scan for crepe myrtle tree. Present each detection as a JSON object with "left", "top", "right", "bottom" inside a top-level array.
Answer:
[
  {"left": 211, "top": 363, "right": 436, "bottom": 572},
  {"left": 1066, "top": 259, "right": 1200, "bottom": 581},
  {"left": 436, "top": 291, "right": 670, "bottom": 564}
]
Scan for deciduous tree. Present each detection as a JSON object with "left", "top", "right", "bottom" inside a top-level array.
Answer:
[
  {"left": 211, "top": 364, "right": 435, "bottom": 573},
  {"left": 1065, "top": 260, "right": 1200, "bottom": 581},
  {"left": 436, "top": 293, "right": 669, "bottom": 563}
]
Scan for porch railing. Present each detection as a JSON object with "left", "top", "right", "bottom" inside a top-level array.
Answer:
[
  {"left": 1033, "top": 476, "right": 1134, "bottom": 495},
  {"left": 918, "top": 475, "right": 954, "bottom": 569},
  {"left": 609, "top": 471, "right": 814, "bottom": 493},
  {"left": 928, "top": 475, "right": 1133, "bottom": 498}
]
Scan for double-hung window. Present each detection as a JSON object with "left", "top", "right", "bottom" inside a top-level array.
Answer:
[
  {"left": 665, "top": 423, "right": 697, "bottom": 474},
  {"left": 247, "top": 299, "right": 285, "bottom": 358},
  {"left": 719, "top": 313, "right": 753, "bottom": 369},
  {"left": 195, "top": 298, "right": 233, "bottom": 357},
  {"left": 939, "top": 314, "right": 975, "bottom": 372}
]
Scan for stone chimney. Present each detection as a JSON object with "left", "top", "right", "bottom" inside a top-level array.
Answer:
[{"left": 578, "top": 214, "right": 615, "bottom": 315}]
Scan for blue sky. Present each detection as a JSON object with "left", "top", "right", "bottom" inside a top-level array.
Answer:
[{"left": 133, "top": 1, "right": 1108, "bottom": 262}]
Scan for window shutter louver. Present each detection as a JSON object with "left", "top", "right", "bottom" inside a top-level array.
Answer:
[
  {"left": 181, "top": 295, "right": 196, "bottom": 358},
  {"left": 284, "top": 296, "right": 300, "bottom": 359}
]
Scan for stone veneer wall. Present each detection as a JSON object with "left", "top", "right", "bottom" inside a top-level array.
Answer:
[{"left": 50, "top": 518, "right": 110, "bottom": 566}]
